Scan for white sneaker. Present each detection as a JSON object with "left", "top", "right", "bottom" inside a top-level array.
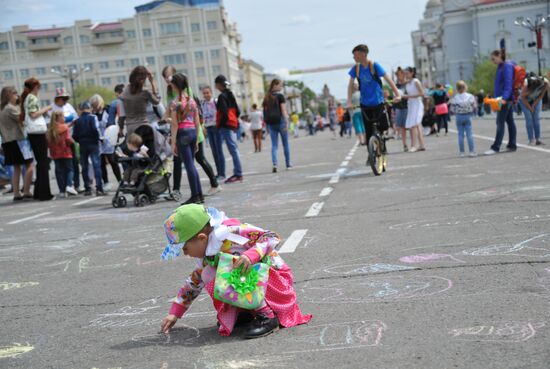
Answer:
[
  {"left": 66, "top": 186, "right": 78, "bottom": 196},
  {"left": 103, "top": 182, "right": 112, "bottom": 192},
  {"left": 484, "top": 149, "right": 497, "bottom": 156},
  {"left": 57, "top": 193, "right": 67, "bottom": 199},
  {"left": 459, "top": 153, "right": 465, "bottom": 158},
  {"left": 469, "top": 152, "right": 478, "bottom": 157},
  {"left": 207, "top": 186, "right": 222, "bottom": 196},
  {"left": 409, "top": 147, "right": 418, "bottom": 153}
]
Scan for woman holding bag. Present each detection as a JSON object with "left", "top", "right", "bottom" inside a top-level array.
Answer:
[
  {"left": 20, "top": 78, "right": 53, "bottom": 201},
  {"left": 432, "top": 83, "right": 449, "bottom": 136}
]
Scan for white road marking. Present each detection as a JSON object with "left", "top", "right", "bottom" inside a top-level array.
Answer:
[
  {"left": 449, "top": 129, "right": 550, "bottom": 154},
  {"left": 279, "top": 229, "right": 308, "bottom": 254},
  {"left": 72, "top": 197, "right": 102, "bottom": 206},
  {"left": 305, "top": 202, "right": 324, "bottom": 217},
  {"left": 329, "top": 174, "right": 340, "bottom": 184},
  {"left": 8, "top": 212, "right": 52, "bottom": 225},
  {"left": 345, "top": 156, "right": 353, "bottom": 160},
  {"left": 319, "top": 187, "right": 333, "bottom": 197},
  {"left": 341, "top": 161, "right": 349, "bottom": 167}
]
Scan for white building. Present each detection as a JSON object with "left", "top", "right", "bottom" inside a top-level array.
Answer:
[
  {"left": 0, "top": 0, "right": 247, "bottom": 106},
  {"left": 412, "top": 0, "right": 550, "bottom": 85}
]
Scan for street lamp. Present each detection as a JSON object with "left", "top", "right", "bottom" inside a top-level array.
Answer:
[
  {"left": 514, "top": 16, "right": 549, "bottom": 76},
  {"left": 51, "top": 66, "right": 90, "bottom": 104}
]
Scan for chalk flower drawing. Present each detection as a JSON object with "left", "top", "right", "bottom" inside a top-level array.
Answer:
[{"left": 449, "top": 322, "right": 546, "bottom": 342}]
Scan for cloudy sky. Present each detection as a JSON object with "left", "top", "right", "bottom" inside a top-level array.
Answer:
[{"left": 1, "top": 0, "right": 427, "bottom": 98}]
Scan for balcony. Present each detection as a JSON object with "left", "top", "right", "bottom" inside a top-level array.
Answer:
[
  {"left": 28, "top": 38, "right": 62, "bottom": 51},
  {"left": 91, "top": 23, "right": 125, "bottom": 46},
  {"left": 92, "top": 34, "right": 125, "bottom": 46}
]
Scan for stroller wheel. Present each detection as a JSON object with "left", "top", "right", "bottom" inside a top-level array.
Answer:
[
  {"left": 134, "top": 194, "right": 149, "bottom": 207},
  {"left": 113, "top": 195, "right": 127, "bottom": 208}
]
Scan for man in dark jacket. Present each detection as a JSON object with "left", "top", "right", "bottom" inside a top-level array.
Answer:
[
  {"left": 73, "top": 101, "right": 105, "bottom": 196},
  {"left": 215, "top": 75, "right": 243, "bottom": 183}
]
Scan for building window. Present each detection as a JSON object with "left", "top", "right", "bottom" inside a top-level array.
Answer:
[
  {"left": 518, "top": 39, "right": 525, "bottom": 49},
  {"left": 80, "top": 35, "right": 90, "bottom": 44},
  {"left": 3, "top": 70, "right": 13, "bottom": 79},
  {"left": 127, "top": 30, "right": 136, "bottom": 39},
  {"left": 86, "top": 79, "right": 95, "bottom": 85},
  {"left": 207, "top": 21, "right": 217, "bottom": 30},
  {"left": 160, "top": 22, "right": 182, "bottom": 35},
  {"left": 115, "top": 59, "right": 125, "bottom": 68},
  {"left": 191, "top": 23, "right": 201, "bottom": 32},
  {"left": 101, "top": 77, "right": 112, "bottom": 86},
  {"left": 196, "top": 67, "right": 206, "bottom": 77},
  {"left": 64, "top": 36, "right": 73, "bottom": 45},
  {"left": 498, "top": 19, "right": 505, "bottom": 30},
  {"left": 31, "top": 36, "right": 58, "bottom": 45},
  {"left": 36, "top": 67, "right": 46, "bottom": 75},
  {"left": 99, "top": 61, "right": 109, "bottom": 69},
  {"left": 212, "top": 65, "right": 221, "bottom": 75},
  {"left": 537, "top": 14, "right": 544, "bottom": 21},
  {"left": 0, "top": 42, "right": 8, "bottom": 50},
  {"left": 41, "top": 83, "right": 49, "bottom": 91},
  {"left": 15, "top": 41, "right": 25, "bottom": 49},
  {"left": 117, "top": 75, "right": 127, "bottom": 84},
  {"left": 51, "top": 65, "right": 62, "bottom": 73},
  {"left": 110, "top": 31, "right": 123, "bottom": 38},
  {"left": 516, "top": 17, "right": 524, "bottom": 24},
  {"left": 84, "top": 63, "right": 93, "bottom": 71},
  {"left": 142, "top": 28, "right": 152, "bottom": 37},
  {"left": 54, "top": 82, "right": 64, "bottom": 89},
  {"left": 194, "top": 51, "right": 204, "bottom": 61},
  {"left": 164, "top": 53, "right": 186, "bottom": 65},
  {"left": 130, "top": 58, "right": 140, "bottom": 67},
  {"left": 146, "top": 56, "right": 155, "bottom": 65},
  {"left": 67, "top": 64, "right": 78, "bottom": 72},
  {"left": 210, "top": 49, "right": 220, "bottom": 59},
  {"left": 20, "top": 69, "right": 30, "bottom": 78}
]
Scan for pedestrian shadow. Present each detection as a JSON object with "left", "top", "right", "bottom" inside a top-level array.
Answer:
[{"left": 109, "top": 324, "right": 246, "bottom": 350}]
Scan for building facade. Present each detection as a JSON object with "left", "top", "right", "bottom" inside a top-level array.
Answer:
[
  {"left": 412, "top": 0, "right": 550, "bottom": 86},
  {"left": 0, "top": 0, "right": 252, "bottom": 107},
  {"left": 240, "top": 59, "right": 265, "bottom": 110}
]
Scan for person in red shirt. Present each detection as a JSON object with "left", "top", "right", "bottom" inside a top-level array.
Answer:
[{"left": 47, "top": 111, "right": 77, "bottom": 197}]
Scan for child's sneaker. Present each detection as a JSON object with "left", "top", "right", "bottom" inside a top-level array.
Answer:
[
  {"left": 244, "top": 315, "right": 279, "bottom": 339},
  {"left": 459, "top": 152, "right": 465, "bottom": 158},
  {"left": 469, "top": 152, "right": 478, "bottom": 157},
  {"left": 66, "top": 186, "right": 78, "bottom": 196}
]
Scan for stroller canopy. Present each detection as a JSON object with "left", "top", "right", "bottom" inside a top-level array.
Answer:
[{"left": 134, "top": 124, "right": 172, "bottom": 159}]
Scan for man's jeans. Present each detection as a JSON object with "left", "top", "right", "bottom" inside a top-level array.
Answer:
[
  {"left": 491, "top": 103, "right": 517, "bottom": 152},
  {"left": 80, "top": 144, "right": 103, "bottom": 192},
  {"left": 206, "top": 126, "right": 225, "bottom": 178},
  {"left": 219, "top": 127, "right": 242, "bottom": 177},
  {"left": 268, "top": 121, "right": 291, "bottom": 168},
  {"left": 519, "top": 100, "right": 542, "bottom": 142}
]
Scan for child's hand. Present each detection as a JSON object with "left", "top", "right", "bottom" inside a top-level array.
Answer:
[
  {"left": 234, "top": 255, "right": 251, "bottom": 274},
  {"left": 161, "top": 314, "right": 178, "bottom": 334}
]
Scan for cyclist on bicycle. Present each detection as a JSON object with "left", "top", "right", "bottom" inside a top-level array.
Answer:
[{"left": 346, "top": 44, "right": 401, "bottom": 145}]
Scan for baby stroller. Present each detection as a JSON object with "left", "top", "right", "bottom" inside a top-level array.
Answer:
[{"left": 112, "top": 124, "right": 181, "bottom": 208}]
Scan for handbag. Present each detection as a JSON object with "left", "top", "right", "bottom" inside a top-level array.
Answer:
[
  {"left": 435, "top": 103, "right": 449, "bottom": 116},
  {"left": 25, "top": 113, "right": 47, "bottom": 134},
  {"left": 213, "top": 252, "right": 269, "bottom": 310}
]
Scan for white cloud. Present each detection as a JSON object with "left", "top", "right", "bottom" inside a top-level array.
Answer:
[
  {"left": 4, "top": 0, "right": 53, "bottom": 13},
  {"left": 288, "top": 14, "right": 311, "bottom": 26},
  {"left": 273, "top": 68, "right": 291, "bottom": 80},
  {"left": 324, "top": 38, "right": 348, "bottom": 48}
]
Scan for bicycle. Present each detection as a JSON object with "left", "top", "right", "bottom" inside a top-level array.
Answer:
[{"left": 363, "top": 107, "right": 389, "bottom": 176}]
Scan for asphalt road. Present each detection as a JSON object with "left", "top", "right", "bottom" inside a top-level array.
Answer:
[{"left": 1, "top": 115, "right": 549, "bottom": 369}]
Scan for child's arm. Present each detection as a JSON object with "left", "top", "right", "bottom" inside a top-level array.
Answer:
[
  {"left": 241, "top": 230, "right": 281, "bottom": 265},
  {"left": 161, "top": 268, "right": 204, "bottom": 333}
]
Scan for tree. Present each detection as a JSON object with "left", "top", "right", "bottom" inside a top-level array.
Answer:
[
  {"left": 285, "top": 80, "right": 319, "bottom": 113},
  {"left": 74, "top": 84, "right": 116, "bottom": 108},
  {"left": 469, "top": 59, "right": 497, "bottom": 95}
]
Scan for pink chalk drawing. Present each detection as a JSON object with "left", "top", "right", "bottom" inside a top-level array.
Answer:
[
  {"left": 449, "top": 321, "right": 546, "bottom": 342},
  {"left": 399, "top": 253, "right": 465, "bottom": 264}
]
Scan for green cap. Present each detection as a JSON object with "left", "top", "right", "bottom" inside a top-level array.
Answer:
[{"left": 173, "top": 204, "right": 210, "bottom": 243}]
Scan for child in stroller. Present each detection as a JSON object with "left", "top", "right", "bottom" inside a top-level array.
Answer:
[{"left": 112, "top": 124, "right": 181, "bottom": 208}]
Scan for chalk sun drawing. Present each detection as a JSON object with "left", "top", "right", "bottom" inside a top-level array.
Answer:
[
  {"left": 449, "top": 321, "right": 546, "bottom": 342},
  {"left": 0, "top": 343, "right": 34, "bottom": 358}
]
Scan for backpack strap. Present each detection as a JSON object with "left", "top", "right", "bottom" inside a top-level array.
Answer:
[{"left": 356, "top": 61, "right": 383, "bottom": 89}]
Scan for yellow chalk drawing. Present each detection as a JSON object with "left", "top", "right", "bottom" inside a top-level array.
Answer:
[
  {"left": 0, "top": 282, "right": 39, "bottom": 291},
  {"left": 0, "top": 343, "right": 34, "bottom": 359}
]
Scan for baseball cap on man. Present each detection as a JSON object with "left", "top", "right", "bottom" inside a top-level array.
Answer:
[
  {"left": 214, "top": 75, "right": 230, "bottom": 87},
  {"left": 79, "top": 101, "right": 92, "bottom": 110}
]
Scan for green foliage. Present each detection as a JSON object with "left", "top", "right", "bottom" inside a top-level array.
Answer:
[
  {"left": 317, "top": 101, "right": 327, "bottom": 117},
  {"left": 73, "top": 84, "right": 116, "bottom": 108},
  {"left": 468, "top": 59, "right": 497, "bottom": 95},
  {"left": 285, "top": 80, "right": 319, "bottom": 113}
]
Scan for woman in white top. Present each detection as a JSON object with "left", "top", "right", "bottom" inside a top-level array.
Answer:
[
  {"left": 403, "top": 67, "right": 426, "bottom": 152},
  {"left": 249, "top": 103, "right": 263, "bottom": 152}
]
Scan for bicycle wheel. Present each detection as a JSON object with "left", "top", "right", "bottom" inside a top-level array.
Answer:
[{"left": 368, "top": 135, "right": 384, "bottom": 176}]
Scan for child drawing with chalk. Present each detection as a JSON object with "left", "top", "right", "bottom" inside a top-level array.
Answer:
[{"left": 160, "top": 204, "right": 312, "bottom": 339}]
